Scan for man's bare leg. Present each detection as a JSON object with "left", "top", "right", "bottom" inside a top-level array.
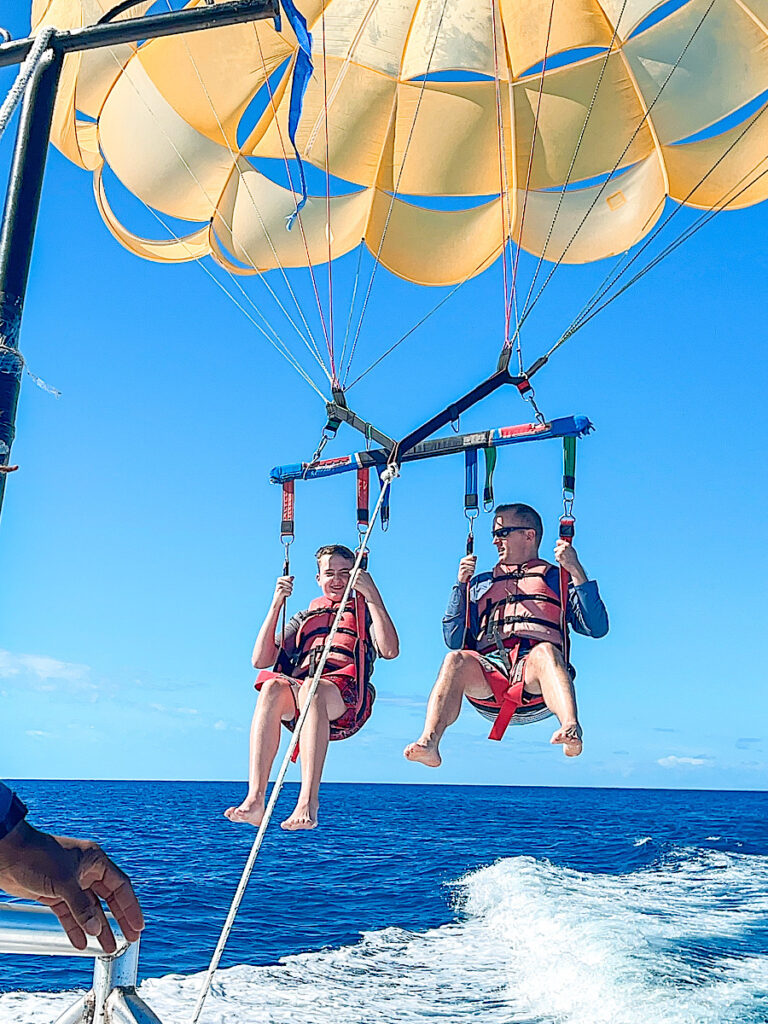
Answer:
[
  {"left": 404, "top": 651, "right": 491, "bottom": 767},
  {"left": 523, "top": 644, "right": 583, "bottom": 756},
  {"left": 225, "top": 677, "right": 296, "bottom": 825},
  {"left": 281, "top": 680, "right": 345, "bottom": 831}
]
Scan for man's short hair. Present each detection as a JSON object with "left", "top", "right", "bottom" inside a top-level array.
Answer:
[
  {"left": 494, "top": 503, "right": 543, "bottom": 545},
  {"left": 315, "top": 544, "right": 356, "bottom": 567}
]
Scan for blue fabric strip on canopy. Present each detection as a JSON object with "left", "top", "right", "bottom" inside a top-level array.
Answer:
[{"left": 280, "top": 0, "right": 312, "bottom": 227}]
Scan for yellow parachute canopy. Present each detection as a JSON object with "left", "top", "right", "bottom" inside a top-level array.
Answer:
[{"left": 31, "top": 0, "right": 768, "bottom": 286}]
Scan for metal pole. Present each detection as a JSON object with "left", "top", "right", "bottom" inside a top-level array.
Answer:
[
  {"left": 0, "top": 47, "right": 62, "bottom": 518},
  {"left": 0, "top": 0, "right": 279, "bottom": 68},
  {"left": 0, "top": 0, "right": 278, "bottom": 522}
]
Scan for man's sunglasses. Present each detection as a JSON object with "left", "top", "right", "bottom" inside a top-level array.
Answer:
[{"left": 492, "top": 525, "right": 532, "bottom": 539}]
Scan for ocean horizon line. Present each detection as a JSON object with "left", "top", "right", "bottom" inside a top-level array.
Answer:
[{"left": 6, "top": 778, "right": 768, "bottom": 795}]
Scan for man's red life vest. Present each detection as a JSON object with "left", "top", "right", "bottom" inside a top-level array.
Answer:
[
  {"left": 471, "top": 560, "right": 566, "bottom": 741},
  {"left": 475, "top": 559, "right": 565, "bottom": 655}
]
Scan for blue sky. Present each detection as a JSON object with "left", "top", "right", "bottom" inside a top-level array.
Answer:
[{"left": 1, "top": 4, "right": 767, "bottom": 790}]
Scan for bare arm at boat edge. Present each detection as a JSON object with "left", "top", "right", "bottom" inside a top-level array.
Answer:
[{"left": 0, "top": 817, "right": 144, "bottom": 954}]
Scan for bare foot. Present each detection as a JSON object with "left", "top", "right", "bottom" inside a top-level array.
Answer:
[
  {"left": 281, "top": 801, "right": 318, "bottom": 831},
  {"left": 403, "top": 739, "right": 442, "bottom": 767},
  {"left": 550, "top": 722, "right": 583, "bottom": 757},
  {"left": 224, "top": 798, "right": 265, "bottom": 826}
]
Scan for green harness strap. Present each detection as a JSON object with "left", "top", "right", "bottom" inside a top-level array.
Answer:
[{"left": 482, "top": 446, "right": 497, "bottom": 511}]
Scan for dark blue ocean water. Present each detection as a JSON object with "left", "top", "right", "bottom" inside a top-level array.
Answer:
[{"left": 1, "top": 782, "right": 767, "bottom": 1023}]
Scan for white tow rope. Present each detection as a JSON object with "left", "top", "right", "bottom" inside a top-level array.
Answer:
[{"left": 189, "top": 463, "right": 399, "bottom": 1024}]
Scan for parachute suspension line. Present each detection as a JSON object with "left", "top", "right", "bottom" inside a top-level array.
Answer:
[
  {"left": 345, "top": 241, "right": 507, "bottom": 389},
  {"left": 562, "top": 149, "right": 768, "bottom": 345},
  {"left": 339, "top": 239, "right": 365, "bottom": 377},
  {"left": 526, "top": 146, "right": 768, "bottom": 383},
  {"left": 489, "top": 0, "right": 514, "bottom": 351},
  {"left": 511, "top": 0, "right": 718, "bottom": 344},
  {"left": 166, "top": 19, "right": 331, "bottom": 380},
  {"left": 562, "top": 98, "right": 768, "bottom": 341},
  {"left": 513, "top": 0, "right": 630, "bottom": 334},
  {"left": 342, "top": 0, "right": 452, "bottom": 386},
  {"left": 500, "top": 71, "right": 523, "bottom": 373},
  {"left": 102, "top": 39, "right": 330, "bottom": 387},
  {"left": 189, "top": 464, "right": 399, "bottom": 1024},
  {"left": 321, "top": 7, "right": 337, "bottom": 384},
  {"left": 135, "top": 198, "right": 327, "bottom": 398},
  {"left": 0, "top": 26, "right": 55, "bottom": 139},
  {"left": 253, "top": 29, "right": 333, "bottom": 364},
  {"left": 504, "top": 0, "right": 557, "bottom": 354}
]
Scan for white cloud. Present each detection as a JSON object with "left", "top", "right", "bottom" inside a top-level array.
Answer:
[
  {"left": 658, "top": 755, "right": 712, "bottom": 768},
  {"left": 213, "top": 720, "right": 227, "bottom": 731},
  {"left": 149, "top": 703, "right": 199, "bottom": 718},
  {"left": 377, "top": 696, "right": 427, "bottom": 709},
  {"left": 25, "top": 730, "right": 52, "bottom": 739},
  {"left": 0, "top": 649, "right": 89, "bottom": 683}
]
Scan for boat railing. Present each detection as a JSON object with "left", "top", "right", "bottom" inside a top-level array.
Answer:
[{"left": 0, "top": 901, "right": 163, "bottom": 1024}]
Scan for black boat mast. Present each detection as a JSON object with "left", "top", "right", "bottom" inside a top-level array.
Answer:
[{"left": 0, "top": 0, "right": 279, "bottom": 518}]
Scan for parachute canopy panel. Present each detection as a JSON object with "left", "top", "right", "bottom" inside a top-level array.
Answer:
[{"left": 31, "top": 0, "right": 768, "bottom": 278}]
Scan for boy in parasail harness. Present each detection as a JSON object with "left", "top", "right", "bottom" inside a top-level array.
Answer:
[
  {"left": 404, "top": 503, "right": 608, "bottom": 765},
  {"left": 226, "top": 545, "right": 399, "bottom": 831}
]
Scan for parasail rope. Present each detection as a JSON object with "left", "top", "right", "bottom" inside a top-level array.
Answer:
[
  {"left": 0, "top": 26, "right": 55, "bottom": 139},
  {"left": 162, "top": 10, "right": 331, "bottom": 380},
  {"left": 515, "top": 0, "right": 630, "bottom": 331},
  {"left": 253, "top": 30, "right": 333, "bottom": 363},
  {"left": 189, "top": 463, "right": 399, "bottom": 1024},
  {"left": 341, "top": 0, "right": 452, "bottom": 387},
  {"left": 507, "top": 0, "right": 718, "bottom": 348}
]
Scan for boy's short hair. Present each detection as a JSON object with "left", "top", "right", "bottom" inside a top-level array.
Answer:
[
  {"left": 494, "top": 503, "right": 543, "bottom": 545},
  {"left": 315, "top": 544, "right": 356, "bottom": 567}
]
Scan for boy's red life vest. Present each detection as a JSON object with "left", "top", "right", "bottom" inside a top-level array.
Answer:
[
  {"left": 256, "top": 592, "right": 373, "bottom": 757},
  {"left": 470, "top": 560, "right": 566, "bottom": 740},
  {"left": 291, "top": 592, "right": 369, "bottom": 710}
]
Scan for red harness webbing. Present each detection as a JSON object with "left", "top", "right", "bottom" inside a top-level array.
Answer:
[{"left": 486, "top": 639, "right": 523, "bottom": 741}]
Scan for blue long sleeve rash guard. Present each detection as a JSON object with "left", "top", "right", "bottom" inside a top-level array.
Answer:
[{"left": 443, "top": 566, "right": 609, "bottom": 650}]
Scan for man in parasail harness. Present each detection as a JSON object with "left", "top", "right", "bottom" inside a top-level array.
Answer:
[
  {"left": 226, "top": 545, "right": 399, "bottom": 831},
  {"left": 404, "top": 503, "right": 608, "bottom": 765}
]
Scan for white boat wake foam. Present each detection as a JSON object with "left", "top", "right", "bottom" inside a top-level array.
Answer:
[{"left": 2, "top": 847, "right": 767, "bottom": 1024}]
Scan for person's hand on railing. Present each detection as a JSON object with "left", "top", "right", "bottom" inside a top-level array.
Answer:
[{"left": 0, "top": 821, "right": 144, "bottom": 953}]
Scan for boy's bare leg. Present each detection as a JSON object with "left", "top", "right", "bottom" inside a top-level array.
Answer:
[
  {"left": 404, "top": 651, "right": 491, "bottom": 768},
  {"left": 523, "top": 643, "right": 583, "bottom": 756},
  {"left": 225, "top": 677, "right": 296, "bottom": 825},
  {"left": 282, "top": 680, "right": 345, "bottom": 831}
]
